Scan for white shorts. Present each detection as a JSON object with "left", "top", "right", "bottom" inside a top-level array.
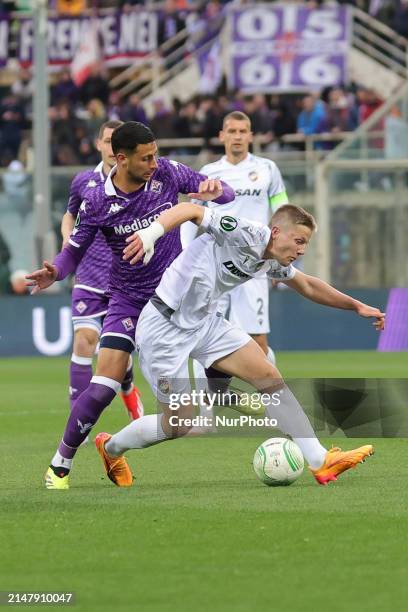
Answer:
[
  {"left": 136, "top": 301, "right": 251, "bottom": 403},
  {"left": 217, "top": 277, "right": 270, "bottom": 335}
]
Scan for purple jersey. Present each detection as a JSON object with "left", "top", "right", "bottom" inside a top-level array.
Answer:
[
  {"left": 55, "top": 158, "right": 234, "bottom": 309},
  {"left": 67, "top": 162, "right": 111, "bottom": 292}
]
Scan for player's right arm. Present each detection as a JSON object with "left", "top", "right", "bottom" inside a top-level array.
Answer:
[
  {"left": 61, "top": 173, "right": 84, "bottom": 247},
  {"left": 285, "top": 269, "right": 385, "bottom": 330},
  {"left": 61, "top": 212, "right": 75, "bottom": 248},
  {"left": 26, "top": 201, "right": 98, "bottom": 293}
]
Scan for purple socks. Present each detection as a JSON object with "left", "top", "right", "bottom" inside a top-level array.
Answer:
[
  {"left": 58, "top": 378, "right": 120, "bottom": 460},
  {"left": 69, "top": 356, "right": 93, "bottom": 411}
]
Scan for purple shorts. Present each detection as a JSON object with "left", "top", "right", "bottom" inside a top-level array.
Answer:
[
  {"left": 71, "top": 286, "right": 109, "bottom": 333},
  {"left": 100, "top": 292, "right": 145, "bottom": 354}
]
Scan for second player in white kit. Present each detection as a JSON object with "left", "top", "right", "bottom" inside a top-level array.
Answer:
[{"left": 181, "top": 111, "right": 288, "bottom": 354}]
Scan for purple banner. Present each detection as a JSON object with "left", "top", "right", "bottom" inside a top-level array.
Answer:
[
  {"left": 228, "top": 4, "right": 350, "bottom": 92},
  {"left": 17, "top": 10, "right": 158, "bottom": 67},
  {"left": 378, "top": 289, "right": 408, "bottom": 351}
]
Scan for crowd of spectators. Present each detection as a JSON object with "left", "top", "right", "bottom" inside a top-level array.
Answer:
[
  {"left": 0, "top": 63, "right": 384, "bottom": 167},
  {"left": 0, "top": 0, "right": 404, "bottom": 166}
]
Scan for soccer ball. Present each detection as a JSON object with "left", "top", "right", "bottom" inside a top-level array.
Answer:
[{"left": 253, "top": 437, "right": 304, "bottom": 486}]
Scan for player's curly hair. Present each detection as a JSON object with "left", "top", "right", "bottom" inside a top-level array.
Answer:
[
  {"left": 111, "top": 121, "right": 155, "bottom": 155},
  {"left": 271, "top": 204, "right": 317, "bottom": 232}
]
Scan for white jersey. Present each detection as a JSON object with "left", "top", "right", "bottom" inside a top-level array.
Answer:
[
  {"left": 156, "top": 208, "right": 296, "bottom": 330},
  {"left": 181, "top": 153, "right": 288, "bottom": 246}
]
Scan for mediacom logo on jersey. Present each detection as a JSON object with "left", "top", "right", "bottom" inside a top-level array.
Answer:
[{"left": 113, "top": 202, "right": 173, "bottom": 235}]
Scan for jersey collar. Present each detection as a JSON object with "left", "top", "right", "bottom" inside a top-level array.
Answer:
[
  {"left": 222, "top": 153, "right": 253, "bottom": 167},
  {"left": 104, "top": 166, "right": 128, "bottom": 200},
  {"left": 105, "top": 166, "right": 149, "bottom": 199},
  {"left": 93, "top": 161, "right": 104, "bottom": 180}
]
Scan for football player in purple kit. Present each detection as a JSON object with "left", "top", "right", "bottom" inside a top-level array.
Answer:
[
  {"left": 26, "top": 121, "right": 235, "bottom": 489},
  {"left": 61, "top": 120, "right": 144, "bottom": 423}
]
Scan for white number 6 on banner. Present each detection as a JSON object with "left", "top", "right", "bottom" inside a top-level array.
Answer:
[
  {"left": 239, "top": 55, "right": 275, "bottom": 88},
  {"left": 299, "top": 55, "right": 340, "bottom": 86}
]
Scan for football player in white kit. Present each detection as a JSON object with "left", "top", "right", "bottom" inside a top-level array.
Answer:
[
  {"left": 181, "top": 111, "right": 288, "bottom": 358},
  {"left": 94, "top": 202, "right": 385, "bottom": 487},
  {"left": 181, "top": 111, "right": 288, "bottom": 403}
]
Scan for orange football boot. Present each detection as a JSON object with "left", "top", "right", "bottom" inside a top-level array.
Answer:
[
  {"left": 121, "top": 386, "right": 144, "bottom": 421},
  {"left": 310, "top": 444, "right": 374, "bottom": 485},
  {"left": 95, "top": 432, "right": 133, "bottom": 487}
]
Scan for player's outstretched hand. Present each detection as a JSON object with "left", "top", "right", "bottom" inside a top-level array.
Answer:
[
  {"left": 356, "top": 303, "right": 385, "bottom": 331},
  {"left": 123, "top": 233, "right": 145, "bottom": 265},
  {"left": 188, "top": 179, "right": 223, "bottom": 201},
  {"left": 25, "top": 261, "right": 58, "bottom": 294}
]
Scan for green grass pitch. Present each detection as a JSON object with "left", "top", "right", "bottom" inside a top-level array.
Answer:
[{"left": 1, "top": 351, "right": 407, "bottom": 612}]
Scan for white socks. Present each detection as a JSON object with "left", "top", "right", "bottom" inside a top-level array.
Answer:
[
  {"left": 264, "top": 386, "right": 327, "bottom": 469},
  {"left": 51, "top": 450, "right": 73, "bottom": 470},
  {"left": 266, "top": 346, "right": 276, "bottom": 365},
  {"left": 105, "top": 414, "right": 168, "bottom": 456}
]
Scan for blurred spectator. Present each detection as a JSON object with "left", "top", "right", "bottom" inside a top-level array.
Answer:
[
  {"left": 51, "top": 69, "right": 79, "bottom": 106},
  {"left": 158, "top": 0, "right": 187, "bottom": 46},
  {"left": 10, "top": 269, "right": 29, "bottom": 296},
  {"left": 11, "top": 68, "right": 33, "bottom": 114},
  {"left": 121, "top": 94, "right": 148, "bottom": 124},
  {"left": 242, "top": 95, "right": 271, "bottom": 135},
  {"left": 199, "top": 96, "right": 225, "bottom": 150},
  {"left": 0, "top": 94, "right": 26, "bottom": 166},
  {"left": 50, "top": 102, "right": 86, "bottom": 165},
  {"left": 317, "top": 87, "right": 359, "bottom": 148},
  {"left": 357, "top": 87, "right": 383, "bottom": 123},
  {"left": 2, "top": 160, "right": 30, "bottom": 215},
  {"left": 394, "top": 1, "right": 408, "bottom": 38},
  {"left": 297, "top": 94, "right": 327, "bottom": 136},
  {"left": 56, "top": 0, "right": 87, "bottom": 15},
  {"left": 107, "top": 91, "right": 124, "bottom": 121},
  {"left": 149, "top": 99, "right": 177, "bottom": 139},
  {"left": 0, "top": 161, "right": 33, "bottom": 273},
  {"left": 172, "top": 100, "right": 203, "bottom": 142},
  {"left": 0, "top": 229, "right": 11, "bottom": 295},
  {"left": 84, "top": 98, "right": 107, "bottom": 138},
  {"left": 79, "top": 65, "right": 110, "bottom": 106},
  {"left": 119, "top": 0, "right": 145, "bottom": 9},
  {"left": 269, "top": 95, "right": 297, "bottom": 143}
]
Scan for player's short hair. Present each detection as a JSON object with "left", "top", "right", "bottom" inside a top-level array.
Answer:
[
  {"left": 271, "top": 204, "right": 317, "bottom": 232},
  {"left": 222, "top": 111, "right": 251, "bottom": 129},
  {"left": 98, "top": 120, "right": 123, "bottom": 139},
  {"left": 111, "top": 121, "right": 155, "bottom": 155}
]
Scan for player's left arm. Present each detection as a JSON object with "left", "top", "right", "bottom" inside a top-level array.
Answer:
[
  {"left": 172, "top": 161, "right": 234, "bottom": 204},
  {"left": 285, "top": 270, "right": 385, "bottom": 330},
  {"left": 268, "top": 161, "right": 289, "bottom": 211}
]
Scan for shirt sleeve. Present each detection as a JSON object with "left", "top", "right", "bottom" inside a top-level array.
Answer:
[
  {"left": 171, "top": 160, "right": 235, "bottom": 204},
  {"left": 54, "top": 200, "right": 98, "bottom": 279},
  {"left": 67, "top": 173, "right": 84, "bottom": 216},
  {"left": 199, "top": 207, "right": 269, "bottom": 248},
  {"left": 266, "top": 263, "right": 296, "bottom": 281},
  {"left": 267, "top": 161, "right": 289, "bottom": 210}
]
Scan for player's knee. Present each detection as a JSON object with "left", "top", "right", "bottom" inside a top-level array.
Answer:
[
  {"left": 74, "top": 329, "right": 99, "bottom": 357},
  {"left": 251, "top": 334, "right": 268, "bottom": 354},
  {"left": 250, "top": 361, "right": 281, "bottom": 390}
]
